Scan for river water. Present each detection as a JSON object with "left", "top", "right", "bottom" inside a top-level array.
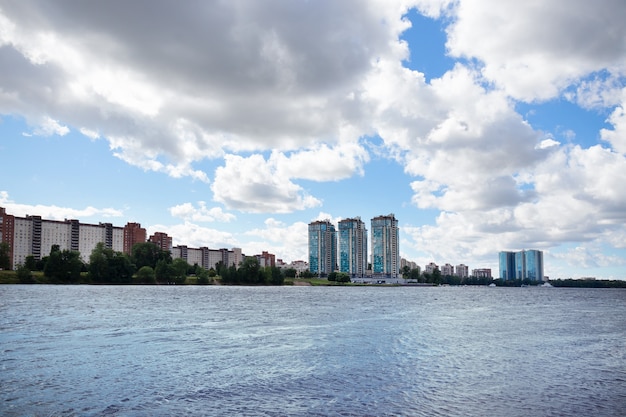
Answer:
[{"left": 1, "top": 285, "right": 625, "bottom": 416}]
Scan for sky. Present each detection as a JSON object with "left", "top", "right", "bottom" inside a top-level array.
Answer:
[{"left": 1, "top": 0, "right": 625, "bottom": 280}]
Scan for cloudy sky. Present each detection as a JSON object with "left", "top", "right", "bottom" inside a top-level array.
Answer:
[{"left": 1, "top": 0, "right": 625, "bottom": 279}]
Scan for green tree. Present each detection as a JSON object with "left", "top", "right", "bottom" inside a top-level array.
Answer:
[
  {"left": 238, "top": 256, "right": 262, "bottom": 284},
  {"left": 24, "top": 255, "right": 38, "bottom": 271},
  {"left": 88, "top": 242, "right": 134, "bottom": 283},
  {"left": 196, "top": 266, "right": 212, "bottom": 285},
  {"left": 266, "top": 266, "right": 284, "bottom": 285},
  {"left": 131, "top": 242, "right": 171, "bottom": 270},
  {"left": 283, "top": 268, "right": 297, "bottom": 278},
  {"left": 0, "top": 242, "right": 11, "bottom": 270},
  {"left": 172, "top": 258, "right": 189, "bottom": 284},
  {"left": 44, "top": 245, "right": 83, "bottom": 283},
  {"left": 401, "top": 265, "right": 411, "bottom": 278},
  {"left": 299, "top": 270, "right": 315, "bottom": 279},
  {"left": 155, "top": 259, "right": 175, "bottom": 284},
  {"left": 136, "top": 265, "right": 156, "bottom": 284},
  {"left": 17, "top": 264, "right": 35, "bottom": 283}
]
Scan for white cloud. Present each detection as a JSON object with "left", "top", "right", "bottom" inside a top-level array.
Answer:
[
  {"left": 443, "top": 0, "right": 626, "bottom": 102},
  {"left": 147, "top": 222, "right": 237, "bottom": 250},
  {"left": 31, "top": 116, "right": 69, "bottom": 137},
  {"left": 0, "top": 191, "right": 123, "bottom": 220},
  {"left": 244, "top": 218, "right": 310, "bottom": 261},
  {"left": 211, "top": 154, "right": 322, "bottom": 213},
  {"left": 600, "top": 88, "right": 626, "bottom": 154},
  {"left": 169, "top": 202, "right": 236, "bottom": 223}
]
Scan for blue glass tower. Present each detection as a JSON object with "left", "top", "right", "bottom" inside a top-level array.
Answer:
[
  {"left": 308, "top": 220, "right": 336, "bottom": 276},
  {"left": 338, "top": 217, "right": 367, "bottom": 278},
  {"left": 371, "top": 214, "right": 399, "bottom": 278}
]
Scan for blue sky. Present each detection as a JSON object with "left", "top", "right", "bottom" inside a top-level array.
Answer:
[{"left": 1, "top": 1, "right": 625, "bottom": 279}]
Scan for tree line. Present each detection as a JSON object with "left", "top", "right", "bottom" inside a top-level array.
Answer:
[{"left": 8, "top": 242, "right": 286, "bottom": 285}]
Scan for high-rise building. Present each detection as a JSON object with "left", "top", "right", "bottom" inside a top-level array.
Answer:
[
  {"left": 371, "top": 214, "right": 399, "bottom": 279},
  {"left": 338, "top": 217, "right": 368, "bottom": 278},
  {"left": 308, "top": 220, "right": 336, "bottom": 276},
  {"left": 499, "top": 251, "right": 516, "bottom": 279},
  {"left": 441, "top": 263, "right": 454, "bottom": 276},
  {"left": 499, "top": 249, "right": 544, "bottom": 281},
  {"left": 0, "top": 207, "right": 15, "bottom": 269},
  {"left": 0, "top": 207, "right": 124, "bottom": 267},
  {"left": 149, "top": 232, "right": 173, "bottom": 252},
  {"left": 455, "top": 264, "right": 469, "bottom": 278},
  {"left": 123, "top": 222, "right": 146, "bottom": 255}
]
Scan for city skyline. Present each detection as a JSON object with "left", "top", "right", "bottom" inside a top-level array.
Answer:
[{"left": 1, "top": 2, "right": 625, "bottom": 280}]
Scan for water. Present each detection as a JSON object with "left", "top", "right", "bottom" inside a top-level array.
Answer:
[{"left": 1, "top": 285, "right": 625, "bottom": 416}]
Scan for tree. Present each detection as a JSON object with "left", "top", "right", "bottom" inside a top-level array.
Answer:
[
  {"left": 136, "top": 266, "right": 156, "bottom": 284},
  {"left": 44, "top": 245, "right": 83, "bottom": 283},
  {"left": 88, "top": 243, "right": 134, "bottom": 283},
  {"left": 17, "top": 264, "right": 35, "bottom": 284},
  {"left": 155, "top": 259, "right": 175, "bottom": 284},
  {"left": 267, "top": 266, "right": 285, "bottom": 285},
  {"left": 0, "top": 242, "right": 10, "bottom": 270},
  {"left": 196, "top": 267, "right": 212, "bottom": 285},
  {"left": 172, "top": 258, "right": 189, "bottom": 284},
  {"left": 283, "top": 268, "right": 297, "bottom": 278},
  {"left": 131, "top": 242, "right": 171, "bottom": 270},
  {"left": 238, "top": 256, "right": 262, "bottom": 284}
]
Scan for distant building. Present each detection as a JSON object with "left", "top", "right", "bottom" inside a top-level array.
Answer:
[
  {"left": 455, "top": 264, "right": 469, "bottom": 278},
  {"left": 149, "top": 232, "right": 173, "bottom": 252},
  {"left": 499, "top": 251, "right": 516, "bottom": 279},
  {"left": 308, "top": 220, "right": 337, "bottom": 276},
  {"left": 123, "top": 222, "right": 146, "bottom": 255},
  {"left": 171, "top": 246, "right": 243, "bottom": 270},
  {"left": 401, "top": 258, "right": 418, "bottom": 271},
  {"left": 256, "top": 251, "right": 275, "bottom": 267},
  {"left": 289, "top": 260, "right": 309, "bottom": 275},
  {"left": 441, "top": 263, "right": 454, "bottom": 276},
  {"left": 0, "top": 207, "right": 124, "bottom": 268},
  {"left": 424, "top": 262, "right": 438, "bottom": 274},
  {"left": 338, "top": 217, "right": 368, "bottom": 278},
  {"left": 472, "top": 268, "right": 492, "bottom": 278},
  {"left": 499, "top": 249, "right": 544, "bottom": 281},
  {"left": 371, "top": 214, "right": 399, "bottom": 280}
]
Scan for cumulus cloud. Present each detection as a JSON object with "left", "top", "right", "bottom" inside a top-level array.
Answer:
[
  {"left": 244, "top": 218, "right": 310, "bottom": 262},
  {"left": 0, "top": 191, "right": 123, "bottom": 220},
  {"left": 169, "top": 202, "right": 236, "bottom": 223},
  {"left": 1, "top": 1, "right": 625, "bottom": 275},
  {"left": 147, "top": 222, "right": 237, "bottom": 249},
  {"left": 211, "top": 154, "right": 322, "bottom": 213},
  {"left": 443, "top": 0, "right": 626, "bottom": 102}
]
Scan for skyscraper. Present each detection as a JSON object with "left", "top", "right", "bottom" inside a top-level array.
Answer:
[
  {"left": 499, "top": 249, "right": 544, "bottom": 281},
  {"left": 338, "top": 217, "right": 367, "bottom": 278},
  {"left": 371, "top": 214, "right": 399, "bottom": 279},
  {"left": 308, "top": 220, "right": 336, "bottom": 276},
  {"left": 499, "top": 251, "right": 516, "bottom": 279}
]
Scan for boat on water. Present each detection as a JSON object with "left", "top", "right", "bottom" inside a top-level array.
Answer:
[{"left": 541, "top": 282, "right": 553, "bottom": 287}]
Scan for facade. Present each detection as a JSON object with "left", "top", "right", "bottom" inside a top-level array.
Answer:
[
  {"left": 472, "top": 268, "right": 492, "bottom": 278},
  {"left": 424, "top": 262, "right": 438, "bottom": 274},
  {"left": 256, "top": 251, "right": 275, "bottom": 268},
  {"left": 499, "top": 251, "right": 516, "bottom": 280},
  {"left": 338, "top": 217, "right": 368, "bottom": 278},
  {"left": 308, "top": 220, "right": 337, "bottom": 276},
  {"left": 149, "top": 232, "right": 173, "bottom": 252},
  {"left": 171, "top": 245, "right": 243, "bottom": 270},
  {"left": 455, "top": 264, "right": 469, "bottom": 278},
  {"left": 441, "top": 263, "right": 454, "bottom": 276},
  {"left": 499, "top": 249, "right": 544, "bottom": 281},
  {"left": 0, "top": 207, "right": 126, "bottom": 267},
  {"left": 123, "top": 222, "right": 146, "bottom": 255},
  {"left": 370, "top": 214, "right": 399, "bottom": 280}
]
